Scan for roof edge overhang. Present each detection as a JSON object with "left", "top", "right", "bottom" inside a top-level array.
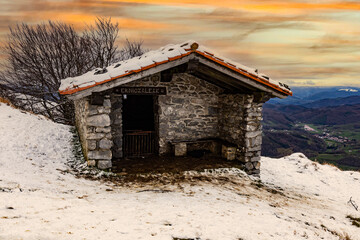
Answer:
[
  {"left": 64, "top": 53, "right": 197, "bottom": 100},
  {"left": 193, "top": 54, "right": 289, "bottom": 99},
  {"left": 62, "top": 50, "right": 292, "bottom": 100}
]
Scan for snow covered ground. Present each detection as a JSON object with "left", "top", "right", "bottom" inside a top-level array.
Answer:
[{"left": 1, "top": 102, "right": 360, "bottom": 240}]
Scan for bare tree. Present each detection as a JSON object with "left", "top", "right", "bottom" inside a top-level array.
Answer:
[
  {"left": 0, "top": 17, "right": 145, "bottom": 124},
  {"left": 117, "top": 38, "right": 146, "bottom": 61}
]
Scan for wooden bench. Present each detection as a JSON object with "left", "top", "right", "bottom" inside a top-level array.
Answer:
[{"left": 171, "top": 139, "right": 220, "bottom": 157}]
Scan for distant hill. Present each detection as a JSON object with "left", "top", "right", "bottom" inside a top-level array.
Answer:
[
  {"left": 262, "top": 130, "right": 327, "bottom": 158},
  {"left": 269, "top": 86, "right": 360, "bottom": 105},
  {"left": 302, "top": 96, "right": 360, "bottom": 108},
  {"left": 263, "top": 94, "right": 360, "bottom": 170},
  {"left": 264, "top": 103, "right": 360, "bottom": 125}
]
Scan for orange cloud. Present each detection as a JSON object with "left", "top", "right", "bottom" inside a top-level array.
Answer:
[
  {"left": 107, "top": 0, "right": 360, "bottom": 13},
  {"left": 10, "top": 11, "right": 170, "bottom": 31}
]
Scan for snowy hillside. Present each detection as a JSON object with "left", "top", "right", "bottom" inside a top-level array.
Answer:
[{"left": 1, "top": 102, "right": 360, "bottom": 240}]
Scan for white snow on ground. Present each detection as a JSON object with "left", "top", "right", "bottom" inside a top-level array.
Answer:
[{"left": 1, "top": 102, "right": 360, "bottom": 240}]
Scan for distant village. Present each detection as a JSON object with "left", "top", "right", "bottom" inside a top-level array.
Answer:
[{"left": 304, "top": 124, "right": 351, "bottom": 143}]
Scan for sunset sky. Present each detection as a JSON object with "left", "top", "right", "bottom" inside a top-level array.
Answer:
[{"left": 1, "top": 0, "right": 359, "bottom": 87}]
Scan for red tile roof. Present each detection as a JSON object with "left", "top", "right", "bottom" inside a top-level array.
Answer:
[{"left": 59, "top": 40, "right": 292, "bottom": 96}]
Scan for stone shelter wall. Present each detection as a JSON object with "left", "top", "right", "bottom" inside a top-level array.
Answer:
[
  {"left": 110, "top": 95, "right": 123, "bottom": 159},
  {"left": 122, "top": 73, "right": 224, "bottom": 155},
  {"left": 74, "top": 98, "right": 89, "bottom": 157},
  {"left": 218, "top": 94, "right": 246, "bottom": 146},
  {"left": 74, "top": 72, "right": 265, "bottom": 176},
  {"left": 74, "top": 95, "right": 113, "bottom": 169},
  {"left": 218, "top": 94, "right": 263, "bottom": 176}
]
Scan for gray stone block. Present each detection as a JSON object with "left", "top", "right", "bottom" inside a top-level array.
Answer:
[
  {"left": 247, "top": 146, "right": 262, "bottom": 151},
  {"left": 253, "top": 161, "right": 261, "bottom": 169},
  {"left": 88, "top": 105, "right": 98, "bottom": 116},
  {"left": 245, "top": 162, "right": 254, "bottom": 170},
  {"left": 96, "top": 127, "right": 111, "bottom": 133},
  {"left": 97, "top": 160, "right": 112, "bottom": 169},
  {"left": 88, "top": 150, "right": 112, "bottom": 160},
  {"left": 87, "top": 114, "right": 110, "bottom": 127},
  {"left": 174, "top": 142, "right": 187, "bottom": 156},
  {"left": 87, "top": 140, "right": 97, "bottom": 150},
  {"left": 99, "top": 139, "right": 113, "bottom": 149},
  {"left": 251, "top": 156, "right": 261, "bottom": 162},
  {"left": 103, "top": 99, "right": 111, "bottom": 107},
  {"left": 87, "top": 133, "right": 105, "bottom": 140},
  {"left": 87, "top": 160, "right": 96, "bottom": 167}
]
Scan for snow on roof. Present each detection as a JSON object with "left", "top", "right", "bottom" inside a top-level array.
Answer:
[{"left": 59, "top": 40, "right": 292, "bottom": 96}]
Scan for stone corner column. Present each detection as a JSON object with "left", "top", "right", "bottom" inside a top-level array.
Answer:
[
  {"left": 85, "top": 94, "right": 113, "bottom": 170},
  {"left": 236, "top": 94, "right": 264, "bottom": 176}
]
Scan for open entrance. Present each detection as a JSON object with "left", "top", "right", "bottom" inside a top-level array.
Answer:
[{"left": 122, "top": 95, "right": 157, "bottom": 157}]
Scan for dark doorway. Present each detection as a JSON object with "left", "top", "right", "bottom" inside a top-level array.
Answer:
[{"left": 122, "top": 95, "right": 157, "bottom": 157}]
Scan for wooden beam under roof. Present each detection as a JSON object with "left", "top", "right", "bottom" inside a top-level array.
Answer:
[{"left": 187, "top": 60, "right": 255, "bottom": 94}]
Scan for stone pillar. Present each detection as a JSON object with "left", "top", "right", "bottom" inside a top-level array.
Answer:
[
  {"left": 235, "top": 94, "right": 267, "bottom": 176},
  {"left": 110, "top": 94, "right": 123, "bottom": 158},
  {"left": 74, "top": 94, "right": 113, "bottom": 170}
]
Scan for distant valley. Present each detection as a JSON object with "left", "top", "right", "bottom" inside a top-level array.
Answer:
[{"left": 262, "top": 87, "right": 360, "bottom": 170}]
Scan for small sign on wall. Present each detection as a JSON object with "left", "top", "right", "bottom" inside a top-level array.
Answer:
[{"left": 114, "top": 87, "right": 167, "bottom": 95}]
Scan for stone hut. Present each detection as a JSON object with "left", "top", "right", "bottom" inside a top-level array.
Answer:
[{"left": 59, "top": 41, "right": 292, "bottom": 175}]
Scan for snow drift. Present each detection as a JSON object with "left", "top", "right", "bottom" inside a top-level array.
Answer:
[{"left": 0, "top": 103, "right": 360, "bottom": 240}]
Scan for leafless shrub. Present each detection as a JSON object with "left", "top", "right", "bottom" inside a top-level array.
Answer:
[{"left": 0, "top": 17, "right": 145, "bottom": 124}]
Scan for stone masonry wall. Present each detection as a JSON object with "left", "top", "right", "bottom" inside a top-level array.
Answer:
[
  {"left": 218, "top": 94, "right": 263, "bottom": 176},
  {"left": 218, "top": 94, "right": 246, "bottom": 147},
  {"left": 74, "top": 72, "right": 265, "bottom": 175},
  {"left": 110, "top": 94, "right": 123, "bottom": 159},
  {"left": 74, "top": 95, "right": 113, "bottom": 169},
  {"left": 74, "top": 98, "right": 89, "bottom": 157},
  {"left": 122, "top": 73, "right": 224, "bottom": 155},
  {"left": 242, "top": 99, "right": 263, "bottom": 176}
]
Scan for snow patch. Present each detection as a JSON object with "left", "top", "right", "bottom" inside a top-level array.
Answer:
[
  {"left": 338, "top": 88, "right": 359, "bottom": 92},
  {"left": 1, "top": 104, "right": 359, "bottom": 240}
]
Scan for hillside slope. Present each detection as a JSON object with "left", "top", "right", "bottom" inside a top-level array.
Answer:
[
  {"left": 0, "top": 103, "right": 360, "bottom": 240},
  {"left": 264, "top": 103, "right": 360, "bottom": 125}
]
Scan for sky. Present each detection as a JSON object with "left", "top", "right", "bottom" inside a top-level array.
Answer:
[{"left": 0, "top": 0, "right": 359, "bottom": 87}]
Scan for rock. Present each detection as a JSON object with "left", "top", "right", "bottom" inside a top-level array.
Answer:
[
  {"left": 97, "top": 160, "right": 112, "bottom": 169},
  {"left": 96, "top": 127, "right": 111, "bottom": 133},
  {"left": 103, "top": 99, "right": 111, "bottom": 107},
  {"left": 253, "top": 161, "right": 261, "bottom": 169},
  {"left": 88, "top": 105, "right": 98, "bottom": 115},
  {"left": 87, "top": 160, "right": 96, "bottom": 167},
  {"left": 252, "top": 136, "right": 262, "bottom": 147},
  {"left": 172, "top": 98, "right": 185, "bottom": 104},
  {"left": 245, "top": 162, "right": 254, "bottom": 170},
  {"left": 87, "top": 133, "right": 105, "bottom": 140},
  {"left": 246, "top": 124, "right": 258, "bottom": 132},
  {"left": 88, "top": 150, "right": 112, "bottom": 160},
  {"left": 247, "top": 146, "right": 262, "bottom": 151},
  {"left": 251, "top": 156, "right": 261, "bottom": 162},
  {"left": 245, "top": 131, "right": 262, "bottom": 138},
  {"left": 99, "top": 139, "right": 113, "bottom": 149},
  {"left": 174, "top": 142, "right": 187, "bottom": 156},
  {"left": 87, "top": 114, "right": 110, "bottom": 127},
  {"left": 87, "top": 140, "right": 97, "bottom": 150},
  {"left": 221, "top": 145, "right": 236, "bottom": 161}
]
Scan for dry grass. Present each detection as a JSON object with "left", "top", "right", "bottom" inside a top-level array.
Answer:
[
  {"left": 321, "top": 162, "right": 341, "bottom": 171},
  {"left": 0, "top": 97, "right": 13, "bottom": 105},
  {"left": 347, "top": 215, "right": 360, "bottom": 228},
  {"left": 321, "top": 224, "right": 354, "bottom": 240},
  {"left": 0, "top": 97, "right": 46, "bottom": 119}
]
